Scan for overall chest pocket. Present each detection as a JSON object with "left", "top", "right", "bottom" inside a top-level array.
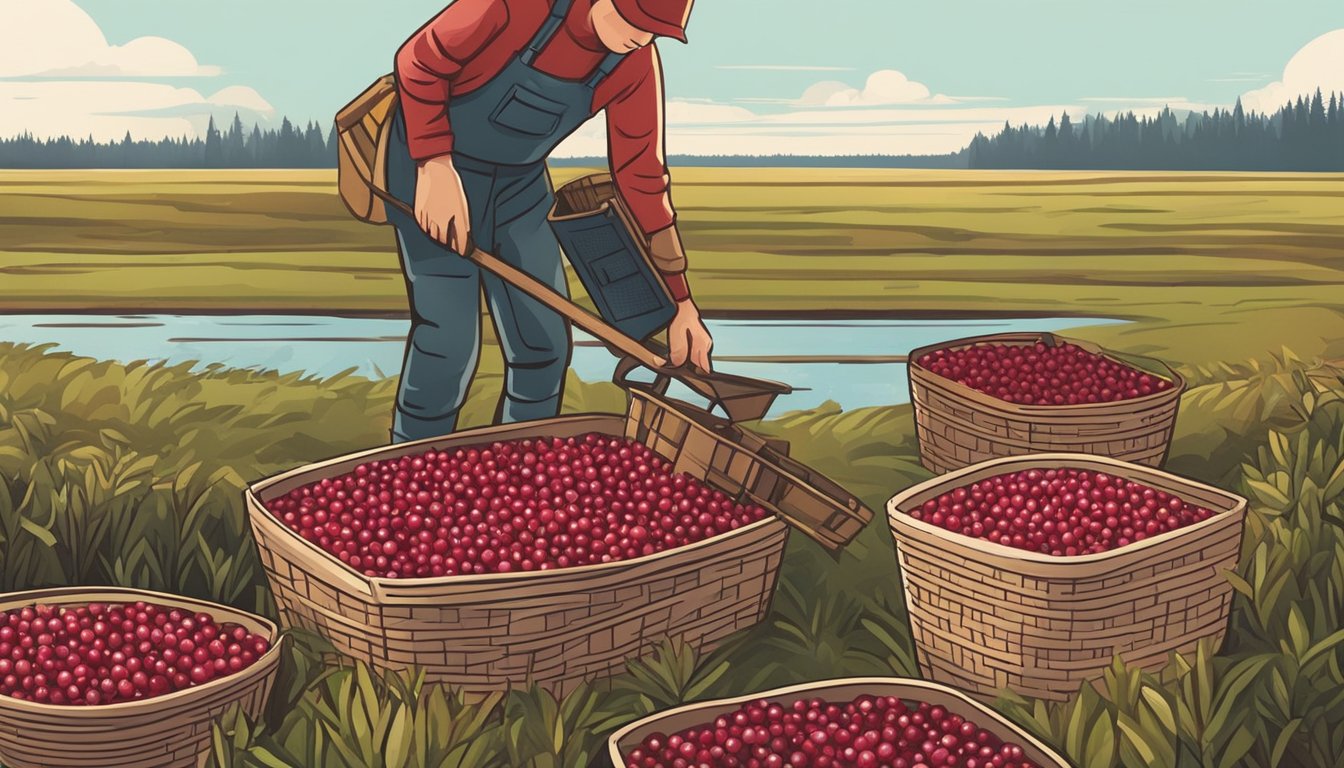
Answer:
[{"left": 489, "top": 85, "right": 567, "bottom": 138}]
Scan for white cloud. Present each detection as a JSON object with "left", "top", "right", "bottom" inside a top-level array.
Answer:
[
  {"left": 1080, "top": 97, "right": 1192, "bottom": 103},
  {"left": 1241, "top": 29, "right": 1344, "bottom": 113},
  {"left": 0, "top": 0, "right": 276, "bottom": 141},
  {"left": 0, "top": 0, "right": 220, "bottom": 78},
  {"left": 209, "top": 86, "right": 276, "bottom": 115},
  {"left": 715, "top": 65, "right": 856, "bottom": 72},
  {"left": 798, "top": 70, "right": 955, "bottom": 107},
  {"left": 0, "top": 82, "right": 275, "bottom": 142},
  {"left": 554, "top": 101, "right": 1080, "bottom": 157},
  {"left": 663, "top": 100, "right": 757, "bottom": 124},
  {"left": 1076, "top": 96, "right": 1219, "bottom": 118}
]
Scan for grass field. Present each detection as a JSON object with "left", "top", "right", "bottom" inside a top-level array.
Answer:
[
  {"left": 2, "top": 169, "right": 1344, "bottom": 367},
  {"left": 2, "top": 169, "right": 1344, "bottom": 766},
  {"left": 1, "top": 341, "right": 1341, "bottom": 768}
]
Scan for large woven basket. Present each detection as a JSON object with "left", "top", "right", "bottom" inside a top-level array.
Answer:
[
  {"left": 607, "top": 677, "right": 1072, "bottom": 767},
  {"left": 245, "top": 389, "right": 869, "bottom": 696},
  {"left": 887, "top": 454, "right": 1247, "bottom": 702},
  {"left": 909, "top": 332, "right": 1186, "bottom": 474},
  {"left": 0, "top": 587, "right": 282, "bottom": 768}
]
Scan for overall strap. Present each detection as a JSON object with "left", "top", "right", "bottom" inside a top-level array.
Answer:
[
  {"left": 520, "top": 0, "right": 577, "bottom": 66},
  {"left": 585, "top": 51, "right": 627, "bottom": 89}
]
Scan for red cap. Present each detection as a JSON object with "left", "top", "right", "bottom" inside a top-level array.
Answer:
[{"left": 611, "top": 0, "right": 694, "bottom": 43}]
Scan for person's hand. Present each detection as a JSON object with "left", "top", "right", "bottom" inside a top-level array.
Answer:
[
  {"left": 666, "top": 300, "right": 714, "bottom": 373},
  {"left": 415, "top": 155, "right": 471, "bottom": 253}
]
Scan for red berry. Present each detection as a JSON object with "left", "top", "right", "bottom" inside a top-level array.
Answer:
[
  {"left": 918, "top": 341, "right": 1172, "bottom": 405},
  {"left": 265, "top": 434, "right": 771, "bottom": 578},
  {"left": 0, "top": 602, "right": 270, "bottom": 707},
  {"left": 911, "top": 467, "right": 1214, "bottom": 555},
  {"left": 624, "top": 693, "right": 1043, "bottom": 768}
]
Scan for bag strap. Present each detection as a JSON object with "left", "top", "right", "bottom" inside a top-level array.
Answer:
[
  {"left": 584, "top": 51, "right": 627, "bottom": 89},
  {"left": 520, "top": 0, "right": 576, "bottom": 66},
  {"left": 370, "top": 183, "right": 416, "bottom": 221}
]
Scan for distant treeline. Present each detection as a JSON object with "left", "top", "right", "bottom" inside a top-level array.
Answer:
[
  {"left": 553, "top": 153, "right": 968, "bottom": 168},
  {"left": 0, "top": 115, "right": 336, "bottom": 169},
  {"left": 969, "top": 91, "right": 1344, "bottom": 171},
  {"left": 2, "top": 91, "right": 1343, "bottom": 170}
]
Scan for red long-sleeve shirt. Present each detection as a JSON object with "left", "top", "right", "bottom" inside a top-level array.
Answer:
[{"left": 395, "top": 0, "right": 676, "bottom": 239}]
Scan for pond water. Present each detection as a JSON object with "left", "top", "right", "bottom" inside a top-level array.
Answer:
[{"left": 0, "top": 315, "right": 1125, "bottom": 415}]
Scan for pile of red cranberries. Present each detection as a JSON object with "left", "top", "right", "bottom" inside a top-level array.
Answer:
[
  {"left": 625, "top": 694, "right": 1043, "bottom": 768},
  {"left": 0, "top": 601, "right": 271, "bottom": 706},
  {"left": 912, "top": 468, "right": 1216, "bottom": 556},
  {"left": 265, "top": 434, "right": 770, "bottom": 579},
  {"left": 917, "top": 341, "right": 1172, "bottom": 405}
]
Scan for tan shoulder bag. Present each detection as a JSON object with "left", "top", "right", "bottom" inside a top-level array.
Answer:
[{"left": 335, "top": 75, "right": 399, "bottom": 225}]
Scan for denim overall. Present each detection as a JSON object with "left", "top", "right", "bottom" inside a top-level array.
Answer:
[{"left": 385, "top": 0, "right": 625, "bottom": 443}]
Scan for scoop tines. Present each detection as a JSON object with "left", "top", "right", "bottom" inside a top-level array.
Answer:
[{"left": 613, "top": 346, "right": 792, "bottom": 423}]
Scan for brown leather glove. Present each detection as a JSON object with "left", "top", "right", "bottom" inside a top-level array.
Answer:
[
  {"left": 647, "top": 226, "right": 688, "bottom": 273},
  {"left": 647, "top": 226, "right": 691, "bottom": 302}
]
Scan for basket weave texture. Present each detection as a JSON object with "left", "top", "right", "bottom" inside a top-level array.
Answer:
[
  {"left": 0, "top": 587, "right": 282, "bottom": 768},
  {"left": 607, "top": 677, "right": 1073, "bottom": 767},
  {"left": 909, "top": 333, "right": 1186, "bottom": 474},
  {"left": 245, "top": 390, "right": 858, "bottom": 696},
  {"left": 887, "top": 453, "right": 1247, "bottom": 702}
]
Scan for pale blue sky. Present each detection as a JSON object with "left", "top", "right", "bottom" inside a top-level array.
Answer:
[{"left": 5, "top": 0, "right": 1343, "bottom": 154}]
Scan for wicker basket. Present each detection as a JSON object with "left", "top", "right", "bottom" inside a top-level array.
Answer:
[
  {"left": 887, "top": 454, "right": 1247, "bottom": 702},
  {"left": 607, "top": 677, "right": 1073, "bottom": 767},
  {"left": 909, "top": 332, "right": 1186, "bottom": 474},
  {"left": 0, "top": 587, "right": 282, "bottom": 768},
  {"left": 245, "top": 388, "right": 870, "bottom": 696}
]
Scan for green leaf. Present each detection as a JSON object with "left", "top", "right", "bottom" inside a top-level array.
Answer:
[
  {"left": 1216, "top": 725, "right": 1257, "bottom": 768},
  {"left": 1141, "top": 687, "right": 1177, "bottom": 736},
  {"left": 1208, "top": 656, "right": 1272, "bottom": 743},
  {"left": 1246, "top": 478, "right": 1292, "bottom": 508},
  {"left": 18, "top": 516, "right": 56, "bottom": 547},
  {"left": 1300, "top": 627, "right": 1344, "bottom": 670},
  {"left": 1270, "top": 718, "right": 1302, "bottom": 767},
  {"left": 384, "top": 706, "right": 412, "bottom": 768},
  {"left": 1117, "top": 714, "right": 1159, "bottom": 765},
  {"left": 1286, "top": 606, "right": 1310, "bottom": 659},
  {"left": 1083, "top": 709, "right": 1118, "bottom": 768},
  {"left": 1064, "top": 686, "right": 1103, "bottom": 761},
  {"left": 1323, "top": 458, "right": 1344, "bottom": 501}
]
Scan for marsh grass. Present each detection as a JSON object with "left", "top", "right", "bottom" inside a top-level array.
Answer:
[{"left": 0, "top": 341, "right": 1341, "bottom": 767}]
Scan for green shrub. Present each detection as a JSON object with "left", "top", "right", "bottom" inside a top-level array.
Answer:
[{"left": 2, "top": 342, "right": 1342, "bottom": 767}]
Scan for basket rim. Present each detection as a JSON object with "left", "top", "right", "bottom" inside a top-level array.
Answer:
[
  {"left": 248, "top": 497, "right": 784, "bottom": 590},
  {"left": 886, "top": 452, "right": 1247, "bottom": 566},
  {"left": 0, "top": 586, "right": 284, "bottom": 715},
  {"left": 908, "top": 332, "right": 1187, "bottom": 413},
  {"left": 605, "top": 676, "right": 1072, "bottom": 767},
  {"left": 245, "top": 409, "right": 802, "bottom": 589}
]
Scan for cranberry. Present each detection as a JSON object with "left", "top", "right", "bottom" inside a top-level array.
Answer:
[
  {"left": 918, "top": 341, "right": 1172, "bottom": 405},
  {"left": 0, "top": 601, "right": 270, "bottom": 707},
  {"left": 265, "top": 435, "right": 771, "bottom": 579},
  {"left": 625, "top": 694, "right": 1044, "bottom": 768},
  {"left": 911, "top": 467, "right": 1215, "bottom": 555}
]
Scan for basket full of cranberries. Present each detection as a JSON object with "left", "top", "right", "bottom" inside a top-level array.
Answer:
[
  {"left": 0, "top": 587, "right": 282, "bottom": 768},
  {"left": 608, "top": 677, "right": 1072, "bottom": 768},
  {"left": 908, "top": 333, "right": 1185, "bottom": 474},
  {"left": 245, "top": 389, "right": 869, "bottom": 696},
  {"left": 886, "top": 453, "right": 1246, "bottom": 702}
]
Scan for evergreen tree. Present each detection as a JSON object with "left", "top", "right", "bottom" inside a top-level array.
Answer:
[
  {"left": 203, "top": 116, "right": 222, "bottom": 168},
  {"left": 4, "top": 99, "right": 1344, "bottom": 171},
  {"left": 1056, "top": 112, "right": 1076, "bottom": 167},
  {"left": 248, "top": 125, "right": 264, "bottom": 168},
  {"left": 225, "top": 113, "right": 246, "bottom": 166}
]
